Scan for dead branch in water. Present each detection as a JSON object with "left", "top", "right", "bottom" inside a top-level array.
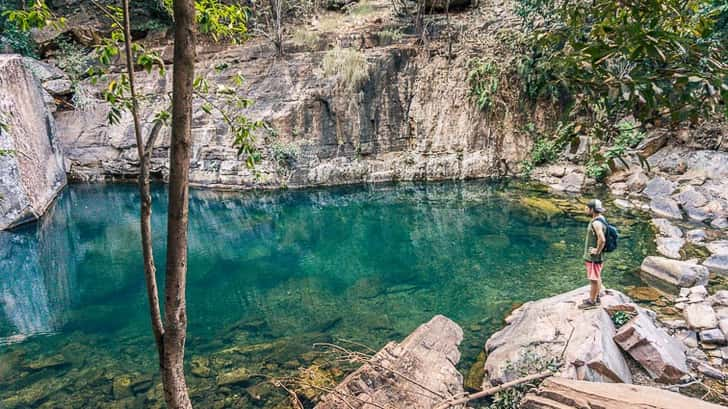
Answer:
[{"left": 432, "top": 371, "right": 553, "bottom": 409}]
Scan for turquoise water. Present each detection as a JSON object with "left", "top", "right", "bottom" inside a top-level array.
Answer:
[{"left": 0, "top": 181, "right": 653, "bottom": 408}]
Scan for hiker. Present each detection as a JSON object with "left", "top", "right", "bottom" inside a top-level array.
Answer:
[{"left": 580, "top": 199, "right": 606, "bottom": 309}]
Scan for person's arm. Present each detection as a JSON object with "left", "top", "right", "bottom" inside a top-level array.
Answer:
[{"left": 591, "top": 221, "right": 606, "bottom": 255}]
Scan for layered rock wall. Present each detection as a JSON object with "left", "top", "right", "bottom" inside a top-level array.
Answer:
[
  {"left": 54, "top": 40, "right": 530, "bottom": 189},
  {"left": 0, "top": 55, "right": 66, "bottom": 230}
]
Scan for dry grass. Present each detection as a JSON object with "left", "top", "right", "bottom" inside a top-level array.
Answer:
[{"left": 322, "top": 47, "right": 370, "bottom": 91}]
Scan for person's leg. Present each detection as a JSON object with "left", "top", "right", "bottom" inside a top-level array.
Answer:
[{"left": 590, "top": 279, "right": 599, "bottom": 303}]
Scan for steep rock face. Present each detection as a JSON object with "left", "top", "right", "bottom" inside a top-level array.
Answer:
[
  {"left": 55, "top": 40, "right": 530, "bottom": 189},
  {"left": 0, "top": 55, "right": 67, "bottom": 230}
]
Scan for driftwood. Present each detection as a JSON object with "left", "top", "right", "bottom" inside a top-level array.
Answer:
[{"left": 432, "top": 371, "right": 553, "bottom": 409}]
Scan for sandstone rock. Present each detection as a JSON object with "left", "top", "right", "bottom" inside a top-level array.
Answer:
[
  {"left": 689, "top": 285, "right": 708, "bottom": 299},
  {"left": 21, "top": 57, "right": 66, "bottom": 83},
  {"left": 686, "top": 229, "right": 707, "bottom": 243},
  {"left": 687, "top": 357, "right": 726, "bottom": 380},
  {"left": 699, "top": 329, "right": 727, "bottom": 345},
  {"left": 554, "top": 172, "right": 584, "bottom": 193},
  {"left": 614, "top": 199, "right": 633, "bottom": 209},
  {"left": 613, "top": 309, "right": 688, "bottom": 383},
  {"left": 626, "top": 170, "right": 649, "bottom": 192},
  {"left": 673, "top": 187, "right": 708, "bottom": 207},
  {"left": 651, "top": 218, "right": 683, "bottom": 238},
  {"left": 706, "top": 240, "right": 728, "bottom": 256},
  {"left": 315, "top": 315, "right": 464, "bottom": 409},
  {"left": 0, "top": 55, "right": 66, "bottom": 230},
  {"left": 684, "top": 303, "right": 718, "bottom": 330},
  {"left": 643, "top": 177, "right": 677, "bottom": 199},
  {"left": 610, "top": 182, "right": 628, "bottom": 196},
  {"left": 640, "top": 257, "right": 709, "bottom": 290},
  {"left": 703, "top": 255, "right": 728, "bottom": 275},
  {"left": 42, "top": 78, "right": 73, "bottom": 96},
  {"left": 675, "top": 330, "right": 698, "bottom": 349},
  {"left": 521, "top": 377, "right": 725, "bottom": 409},
  {"left": 720, "top": 319, "right": 728, "bottom": 336},
  {"left": 684, "top": 204, "right": 711, "bottom": 222},
  {"left": 649, "top": 146, "right": 728, "bottom": 181},
  {"left": 650, "top": 197, "right": 682, "bottom": 220},
  {"left": 483, "top": 287, "right": 632, "bottom": 386},
  {"left": 656, "top": 237, "right": 684, "bottom": 259},
  {"left": 711, "top": 291, "right": 728, "bottom": 307},
  {"left": 711, "top": 217, "right": 728, "bottom": 229}
]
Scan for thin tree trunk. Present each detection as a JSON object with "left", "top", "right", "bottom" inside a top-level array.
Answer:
[
  {"left": 121, "top": 0, "right": 165, "bottom": 357},
  {"left": 163, "top": 0, "right": 196, "bottom": 406}
]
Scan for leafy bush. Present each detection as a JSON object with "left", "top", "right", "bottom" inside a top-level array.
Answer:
[
  {"left": 271, "top": 140, "right": 300, "bottom": 167},
  {"left": 521, "top": 122, "right": 574, "bottom": 175},
  {"left": 322, "top": 47, "right": 370, "bottom": 91},
  {"left": 467, "top": 58, "right": 500, "bottom": 112},
  {"left": 55, "top": 38, "right": 90, "bottom": 81},
  {"left": 0, "top": 24, "right": 37, "bottom": 56},
  {"left": 523, "top": 0, "right": 728, "bottom": 125}
]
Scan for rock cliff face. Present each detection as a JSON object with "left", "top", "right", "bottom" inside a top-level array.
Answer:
[
  {"left": 0, "top": 55, "right": 66, "bottom": 230},
  {"left": 54, "top": 39, "right": 530, "bottom": 189}
]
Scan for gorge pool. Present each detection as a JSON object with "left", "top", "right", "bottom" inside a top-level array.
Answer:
[{"left": 0, "top": 181, "right": 654, "bottom": 408}]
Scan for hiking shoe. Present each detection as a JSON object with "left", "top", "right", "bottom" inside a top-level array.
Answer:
[{"left": 578, "top": 299, "right": 598, "bottom": 310}]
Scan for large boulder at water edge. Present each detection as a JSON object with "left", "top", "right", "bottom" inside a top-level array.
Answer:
[
  {"left": 521, "top": 377, "right": 726, "bottom": 409},
  {"left": 482, "top": 287, "right": 633, "bottom": 386},
  {"left": 314, "top": 315, "right": 464, "bottom": 409},
  {"left": 0, "top": 55, "right": 66, "bottom": 230},
  {"left": 640, "top": 256, "right": 709, "bottom": 290}
]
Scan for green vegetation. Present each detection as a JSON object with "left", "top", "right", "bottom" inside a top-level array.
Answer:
[
  {"left": 492, "top": 348, "right": 560, "bottom": 409},
  {"left": 195, "top": 0, "right": 249, "bottom": 43},
  {"left": 520, "top": 122, "right": 575, "bottom": 175},
  {"left": 322, "top": 47, "right": 370, "bottom": 91},
  {"left": 467, "top": 58, "right": 500, "bottom": 112},
  {"left": 477, "top": 0, "right": 728, "bottom": 179},
  {"left": 271, "top": 140, "right": 300, "bottom": 168},
  {"left": 610, "top": 310, "right": 636, "bottom": 328},
  {"left": 0, "top": 0, "right": 64, "bottom": 57},
  {"left": 376, "top": 28, "right": 403, "bottom": 44}
]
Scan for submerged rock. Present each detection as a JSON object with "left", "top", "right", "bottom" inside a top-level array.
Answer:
[
  {"left": 483, "top": 287, "right": 632, "bottom": 386},
  {"left": 521, "top": 377, "right": 725, "bottom": 409},
  {"left": 640, "top": 256, "right": 709, "bottom": 290},
  {"left": 315, "top": 315, "right": 464, "bottom": 409},
  {"left": 0, "top": 55, "right": 66, "bottom": 230}
]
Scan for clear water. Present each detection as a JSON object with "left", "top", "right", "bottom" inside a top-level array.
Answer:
[{"left": 0, "top": 181, "right": 653, "bottom": 408}]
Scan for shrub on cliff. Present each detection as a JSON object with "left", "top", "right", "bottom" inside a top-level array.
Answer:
[{"left": 322, "top": 47, "right": 370, "bottom": 91}]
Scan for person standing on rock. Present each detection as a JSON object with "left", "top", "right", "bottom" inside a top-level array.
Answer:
[{"left": 580, "top": 199, "right": 607, "bottom": 309}]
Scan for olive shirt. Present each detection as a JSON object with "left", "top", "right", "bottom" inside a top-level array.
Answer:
[{"left": 583, "top": 216, "right": 606, "bottom": 263}]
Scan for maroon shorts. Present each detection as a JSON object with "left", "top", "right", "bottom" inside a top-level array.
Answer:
[{"left": 585, "top": 261, "right": 603, "bottom": 281}]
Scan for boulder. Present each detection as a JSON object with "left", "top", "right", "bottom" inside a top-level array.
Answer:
[
  {"left": 711, "top": 217, "right": 728, "bottom": 229},
  {"left": 706, "top": 240, "right": 728, "bottom": 256},
  {"left": 684, "top": 303, "right": 718, "bottom": 330},
  {"left": 553, "top": 172, "right": 584, "bottom": 193},
  {"left": 0, "top": 55, "right": 66, "bottom": 230},
  {"left": 614, "top": 199, "right": 633, "bottom": 209},
  {"left": 684, "top": 204, "right": 711, "bottom": 222},
  {"left": 673, "top": 187, "right": 708, "bottom": 207},
  {"left": 686, "top": 229, "right": 707, "bottom": 243},
  {"left": 626, "top": 170, "right": 649, "bottom": 192},
  {"left": 521, "top": 377, "right": 726, "bottom": 409},
  {"left": 483, "top": 287, "right": 632, "bottom": 387},
  {"left": 613, "top": 309, "right": 688, "bottom": 383},
  {"left": 703, "top": 255, "right": 728, "bottom": 275},
  {"left": 650, "top": 197, "right": 683, "bottom": 220},
  {"left": 656, "top": 237, "right": 684, "bottom": 259},
  {"left": 651, "top": 218, "right": 683, "bottom": 238},
  {"left": 314, "top": 315, "right": 464, "bottom": 409},
  {"left": 643, "top": 177, "right": 677, "bottom": 199},
  {"left": 640, "top": 257, "right": 709, "bottom": 290},
  {"left": 699, "top": 329, "right": 726, "bottom": 346},
  {"left": 711, "top": 292, "right": 728, "bottom": 307},
  {"left": 42, "top": 78, "right": 73, "bottom": 96}
]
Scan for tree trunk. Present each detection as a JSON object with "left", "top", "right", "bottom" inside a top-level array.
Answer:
[
  {"left": 162, "top": 0, "right": 196, "bottom": 406},
  {"left": 121, "top": 0, "right": 165, "bottom": 357}
]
